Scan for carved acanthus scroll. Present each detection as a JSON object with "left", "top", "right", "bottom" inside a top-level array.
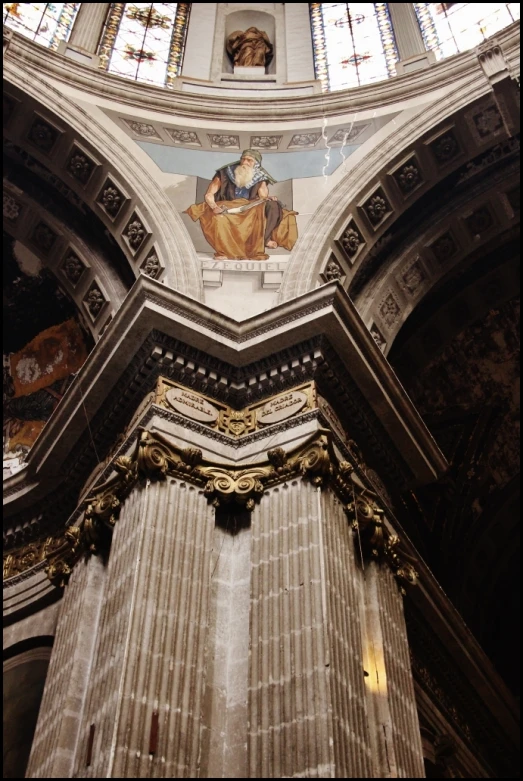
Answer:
[{"left": 11, "top": 426, "right": 418, "bottom": 591}]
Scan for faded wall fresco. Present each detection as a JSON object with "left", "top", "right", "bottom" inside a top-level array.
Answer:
[{"left": 3, "top": 233, "right": 92, "bottom": 462}]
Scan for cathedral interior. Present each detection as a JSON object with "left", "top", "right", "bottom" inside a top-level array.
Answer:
[{"left": 3, "top": 3, "right": 520, "bottom": 778}]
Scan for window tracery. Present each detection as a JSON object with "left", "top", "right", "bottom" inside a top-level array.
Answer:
[
  {"left": 2, "top": 3, "right": 80, "bottom": 49},
  {"left": 414, "top": 2, "right": 520, "bottom": 59},
  {"left": 97, "top": 2, "right": 190, "bottom": 87},
  {"left": 310, "top": 3, "right": 398, "bottom": 92}
]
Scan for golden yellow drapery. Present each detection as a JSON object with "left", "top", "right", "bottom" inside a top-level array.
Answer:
[{"left": 185, "top": 199, "right": 298, "bottom": 260}]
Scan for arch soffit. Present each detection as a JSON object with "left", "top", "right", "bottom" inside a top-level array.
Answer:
[
  {"left": 3, "top": 71, "right": 203, "bottom": 306},
  {"left": 4, "top": 179, "right": 130, "bottom": 342},
  {"left": 277, "top": 76, "right": 520, "bottom": 324}
]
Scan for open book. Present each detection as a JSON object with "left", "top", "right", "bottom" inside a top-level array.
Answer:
[{"left": 221, "top": 198, "right": 267, "bottom": 215}]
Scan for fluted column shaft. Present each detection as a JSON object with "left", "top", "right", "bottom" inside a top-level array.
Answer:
[
  {"left": 26, "top": 555, "right": 107, "bottom": 778},
  {"left": 250, "top": 480, "right": 335, "bottom": 778},
  {"left": 74, "top": 478, "right": 214, "bottom": 778},
  {"left": 68, "top": 3, "right": 110, "bottom": 53},
  {"left": 372, "top": 563, "right": 425, "bottom": 778},
  {"left": 249, "top": 480, "right": 424, "bottom": 778}
]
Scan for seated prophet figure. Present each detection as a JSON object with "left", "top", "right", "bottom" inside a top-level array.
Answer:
[
  {"left": 226, "top": 27, "right": 273, "bottom": 68},
  {"left": 185, "top": 150, "right": 298, "bottom": 261}
]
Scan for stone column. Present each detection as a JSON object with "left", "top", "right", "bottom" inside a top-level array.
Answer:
[
  {"left": 73, "top": 478, "right": 214, "bottom": 778},
  {"left": 26, "top": 554, "right": 107, "bottom": 778},
  {"left": 388, "top": 3, "right": 436, "bottom": 75},
  {"left": 249, "top": 480, "right": 375, "bottom": 778},
  {"left": 200, "top": 512, "right": 251, "bottom": 778},
  {"left": 67, "top": 3, "right": 109, "bottom": 53},
  {"left": 249, "top": 480, "right": 334, "bottom": 778},
  {"left": 319, "top": 487, "right": 374, "bottom": 777},
  {"left": 248, "top": 476, "right": 424, "bottom": 778},
  {"left": 372, "top": 563, "right": 425, "bottom": 778}
]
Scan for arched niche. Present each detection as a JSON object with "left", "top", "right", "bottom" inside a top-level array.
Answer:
[
  {"left": 223, "top": 9, "right": 276, "bottom": 75},
  {"left": 3, "top": 639, "right": 53, "bottom": 779},
  {"left": 211, "top": 3, "right": 286, "bottom": 84}
]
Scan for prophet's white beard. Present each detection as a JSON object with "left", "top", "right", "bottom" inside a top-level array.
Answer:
[{"left": 234, "top": 164, "right": 255, "bottom": 189}]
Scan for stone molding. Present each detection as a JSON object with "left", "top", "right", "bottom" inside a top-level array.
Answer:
[
  {"left": 3, "top": 65, "right": 202, "bottom": 302},
  {"left": 3, "top": 24, "right": 520, "bottom": 121},
  {"left": 3, "top": 280, "right": 447, "bottom": 529},
  {"left": 39, "top": 427, "right": 416, "bottom": 591},
  {"left": 278, "top": 74, "right": 520, "bottom": 305},
  {"left": 356, "top": 156, "right": 520, "bottom": 353}
]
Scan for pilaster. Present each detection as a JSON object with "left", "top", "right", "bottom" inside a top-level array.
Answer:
[
  {"left": 249, "top": 481, "right": 334, "bottom": 778},
  {"left": 388, "top": 3, "right": 436, "bottom": 75},
  {"left": 26, "top": 555, "right": 107, "bottom": 778},
  {"left": 57, "top": 3, "right": 109, "bottom": 65},
  {"left": 74, "top": 479, "right": 214, "bottom": 778}
]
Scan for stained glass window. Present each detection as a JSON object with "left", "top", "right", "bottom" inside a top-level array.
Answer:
[
  {"left": 310, "top": 3, "right": 398, "bottom": 92},
  {"left": 415, "top": 3, "right": 520, "bottom": 60},
  {"left": 98, "top": 3, "right": 190, "bottom": 88},
  {"left": 3, "top": 3, "right": 80, "bottom": 49}
]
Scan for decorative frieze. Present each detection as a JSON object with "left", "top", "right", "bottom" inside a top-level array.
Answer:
[
  {"left": 122, "top": 119, "right": 161, "bottom": 138},
  {"left": 362, "top": 188, "right": 392, "bottom": 227},
  {"left": 124, "top": 213, "right": 148, "bottom": 252},
  {"left": 31, "top": 222, "right": 57, "bottom": 254},
  {"left": 61, "top": 252, "right": 87, "bottom": 286},
  {"left": 27, "top": 116, "right": 60, "bottom": 153},
  {"left": 3, "top": 193, "right": 21, "bottom": 221},
  {"left": 140, "top": 249, "right": 162, "bottom": 279},
  {"left": 67, "top": 147, "right": 95, "bottom": 184},
  {"left": 288, "top": 132, "right": 321, "bottom": 148},
  {"left": 464, "top": 206, "right": 495, "bottom": 237},
  {"left": 97, "top": 179, "right": 125, "bottom": 218},
  {"left": 321, "top": 258, "right": 344, "bottom": 283},
  {"left": 208, "top": 134, "right": 240, "bottom": 149},
  {"left": 157, "top": 378, "right": 316, "bottom": 437},
  {"left": 250, "top": 135, "right": 282, "bottom": 150},
  {"left": 339, "top": 220, "right": 365, "bottom": 261},
  {"left": 429, "top": 130, "right": 461, "bottom": 166},
  {"left": 83, "top": 282, "right": 106, "bottom": 319},
  {"left": 165, "top": 128, "right": 201, "bottom": 146},
  {"left": 430, "top": 231, "right": 459, "bottom": 264},
  {"left": 370, "top": 323, "right": 387, "bottom": 352},
  {"left": 328, "top": 124, "right": 369, "bottom": 144},
  {"left": 379, "top": 291, "right": 402, "bottom": 329},
  {"left": 401, "top": 258, "right": 427, "bottom": 296},
  {"left": 394, "top": 157, "right": 423, "bottom": 195}
]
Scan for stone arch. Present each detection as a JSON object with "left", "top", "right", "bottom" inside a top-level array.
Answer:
[
  {"left": 3, "top": 71, "right": 203, "bottom": 307},
  {"left": 277, "top": 73, "right": 519, "bottom": 310},
  {"left": 3, "top": 638, "right": 53, "bottom": 779}
]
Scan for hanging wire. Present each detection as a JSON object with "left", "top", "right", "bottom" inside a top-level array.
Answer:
[{"left": 78, "top": 378, "right": 102, "bottom": 465}]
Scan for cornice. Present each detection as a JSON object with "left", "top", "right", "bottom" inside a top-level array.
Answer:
[
  {"left": 3, "top": 278, "right": 447, "bottom": 519},
  {"left": 3, "top": 25, "right": 520, "bottom": 122}
]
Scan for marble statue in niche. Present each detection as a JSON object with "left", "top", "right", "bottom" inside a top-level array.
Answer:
[
  {"left": 226, "top": 26, "right": 273, "bottom": 68},
  {"left": 185, "top": 149, "right": 297, "bottom": 261}
]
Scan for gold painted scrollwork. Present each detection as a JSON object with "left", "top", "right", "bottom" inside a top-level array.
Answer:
[
  {"left": 348, "top": 489, "right": 418, "bottom": 592},
  {"left": 5, "top": 424, "right": 418, "bottom": 591}
]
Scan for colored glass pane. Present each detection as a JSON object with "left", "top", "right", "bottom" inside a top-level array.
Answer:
[
  {"left": 310, "top": 3, "right": 398, "bottom": 92},
  {"left": 3, "top": 3, "right": 80, "bottom": 49},
  {"left": 98, "top": 3, "right": 190, "bottom": 87},
  {"left": 415, "top": 2, "right": 520, "bottom": 59}
]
